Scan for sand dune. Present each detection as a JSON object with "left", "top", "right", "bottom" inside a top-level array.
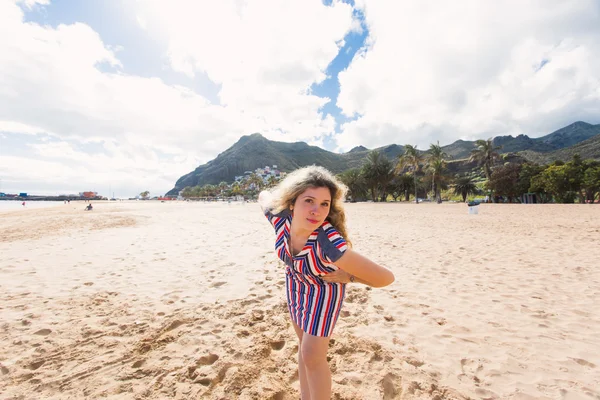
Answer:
[{"left": 1, "top": 201, "right": 599, "bottom": 399}]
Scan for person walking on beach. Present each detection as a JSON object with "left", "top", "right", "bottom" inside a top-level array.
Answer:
[{"left": 259, "top": 166, "right": 395, "bottom": 400}]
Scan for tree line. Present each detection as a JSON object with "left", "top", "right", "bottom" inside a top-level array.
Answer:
[
  {"left": 339, "top": 139, "right": 600, "bottom": 204},
  {"left": 179, "top": 139, "right": 600, "bottom": 204},
  {"left": 180, "top": 173, "right": 278, "bottom": 199}
]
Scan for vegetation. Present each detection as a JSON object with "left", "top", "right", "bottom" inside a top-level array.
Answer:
[
  {"left": 426, "top": 141, "right": 449, "bottom": 203},
  {"left": 140, "top": 191, "right": 150, "bottom": 199},
  {"left": 172, "top": 121, "right": 600, "bottom": 204},
  {"left": 168, "top": 122, "right": 600, "bottom": 197},
  {"left": 178, "top": 150, "right": 600, "bottom": 204},
  {"left": 484, "top": 155, "right": 600, "bottom": 203},
  {"left": 469, "top": 138, "right": 502, "bottom": 181},
  {"left": 338, "top": 168, "right": 367, "bottom": 202},
  {"left": 397, "top": 145, "right": 423, "bottom": 203},
  {"left": 452, "top": 175, "right": 479, "bottom": 202}
]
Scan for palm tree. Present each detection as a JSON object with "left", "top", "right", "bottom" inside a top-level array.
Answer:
[
  {"left": 181, "top": 186, "right": 194, "bottom": 199},
  {"left": 427, "top": 158, "right": 448, "bottom": 203},
  {"left": 201, "top": 184, "right": 217, "bottom": 198},
  {"left": 362, "top": 151, "right": 382, "bottom": 201},
  {"left": 378, "top": 157, "right": 395, "bottom": 201},
  {"left": 247, "top": 173, "right": 264, "bottom": 192},
  {"left": 218, "top": 181, "right": 228, "bottom": 195},
  {"left": 426, "top": 141, "right": 448, "bottom": 203},
  {"left": 397, "top": 145, "right": 423, "bottom": 203},
  {"left": 469, "top": 139, "right": 501, "bottom": 180},
  {"left": 266, "top": 175, "right": 278, "bottom": 188},
  {"left": 231, "top": 181, "right": 243, "bottom": 196},
  {"left": 453, "top": 175, "right": 479, "bottom": 202},
  {"left": 389, "top": 174, "right": 414, "bottom": 201},
  {"left": 362, "top": 151, "right": 394, "bottom": 201},
  {"left": 428, "top": 141, "right": 447, "bottom": 161},
  {"left": 338, "top": 168, "right": 367, "bottom": 202}
]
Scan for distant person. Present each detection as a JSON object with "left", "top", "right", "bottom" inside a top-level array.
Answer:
[
  {"left": 258, "top": 166, "right": 395, "bottom": 399},
  {"left": 85, "top": 204, "right": 93, "bottom": 211},
  {"left": 22, "top": 201, "right": 25, "bottom": 207}
]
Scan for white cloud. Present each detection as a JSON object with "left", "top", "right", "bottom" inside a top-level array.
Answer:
[
  {"left": 0, "top": 121, "right": 51, "bottom": 135},
  {"left": 0, "top": 0, "right": 356, "bottom": 196},
  {"left": 336, "top": 0, "right": 600, "bottom": 151},
  {"left": 135, "top": 0, "right": 356, "bottom": 142},
  {"left": 2, "top": 0, "right": 599, "bottom": 196},
  {"left": 16, "top": 0, "right": 49, "bottom": 10}
]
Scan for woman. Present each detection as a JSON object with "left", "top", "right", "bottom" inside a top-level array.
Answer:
[{"left": 259, "top": 166, "right": 395, "bottom": 400}]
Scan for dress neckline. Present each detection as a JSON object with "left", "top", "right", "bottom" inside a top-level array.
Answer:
[{"left": 286, "top": 214, "right": 326, "bottom": 258}]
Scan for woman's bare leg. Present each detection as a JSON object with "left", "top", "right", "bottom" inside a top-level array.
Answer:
[
  {"left": 292, "top": 322, "right": 311, "bottom": 400},
  {"left": 301, "top": 333, "right": 331, "bottom": 400}
]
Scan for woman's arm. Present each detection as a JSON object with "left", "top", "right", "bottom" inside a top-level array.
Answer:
[
  {"left": 258, "top": 190, "right": 272, "bottom": 211},
  {"left": 321, "top": 269, "right": 376, "bottom": 286},
  {"left": 332, "top": 249, "right": 394, "bottom": 288}
]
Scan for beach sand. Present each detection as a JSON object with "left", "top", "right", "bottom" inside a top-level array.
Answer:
[{"left": 1, "top": 201, "right": 599, "bottom": 399}]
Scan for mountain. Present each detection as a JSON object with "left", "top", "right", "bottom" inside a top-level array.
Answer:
[
  {"left": 518, "top": 133, "right": 600, "bottom": 164},
  {"left": 167, "top": 121, "right": 600, "bottom": 195},
  {"left": 439, "top": 121, "right": 600, "bottom": 160},
  {"left": 440, "top": 140, "right": 477, "bottom": 160},
  {"left": 348, "top": 145, "right": 369, "bottom": 153},
  {"left": 168, "top": 134, "right": 354, "bottom": 194},
  {"left": 167, "top": 134, "right": 405, "bottom": 195},
  {"left": 535, "top": 121, "right": 600, "bottom": 148}
]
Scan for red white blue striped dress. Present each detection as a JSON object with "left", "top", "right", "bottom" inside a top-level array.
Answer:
[{"left": 264, "top": 208, "right": 348, "bottom": 337}]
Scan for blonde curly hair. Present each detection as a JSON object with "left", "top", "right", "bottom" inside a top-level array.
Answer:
[{"left": 262, "top": 165, "right": 351, "bottom": 246}]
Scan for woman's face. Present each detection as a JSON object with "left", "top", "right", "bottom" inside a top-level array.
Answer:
[{"left": 292, "top": 186, "right": 331, "bottom": 230}]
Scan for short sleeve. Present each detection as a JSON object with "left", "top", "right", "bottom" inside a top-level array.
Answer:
[
  {"left": 318, "top": 223, "right": 348, "bottom": 263},
  {"left": 263, "top": 207, "right": 290, "bottom": 231}
]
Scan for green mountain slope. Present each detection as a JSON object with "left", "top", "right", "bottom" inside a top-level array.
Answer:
[
  {"left": 519, "top": 133, "right": 600, "bottom": 164},
  {"left": 440, "top": 121, "right": 600, "bottom": 160},
  {"left": 535, "top": 121, "right": 600, "bottom": 148},
  {"left": 169, "top": 134, "right": 355, "bottom": 194},
  {"left": 167, "top": 121, "right": 600, "bottom": 195}
]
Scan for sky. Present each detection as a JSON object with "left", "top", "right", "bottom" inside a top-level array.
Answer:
[{"left": 1, "top": 0, "right": 599, "bottom": 198}]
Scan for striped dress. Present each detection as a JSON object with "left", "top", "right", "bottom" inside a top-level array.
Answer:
[{"left": 264, "top": 208, "right": 348, "bottom": 337}]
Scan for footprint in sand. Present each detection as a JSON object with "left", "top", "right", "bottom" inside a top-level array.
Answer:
[
  {"left": 27, "top": 360, "right": 45, "bottom": 370},
  {"left": 404, "top": 357, "right": 425, "bottom": 368},
  {"left": 210, "top": 281, "right": 227, "bottom": 288},
  {"left": 195, "top": 377, "right": 212, "bottom": 386},
  {"left": 197, "top": 353, "right": 219, "bottom": 366},
  {"left": 33, "top": 328, "right": 52, "bottom": 336},
  {"left": 270, "top": 340, "right": 285, "bottom": 350},
  {"left": 164, "top": 320, "right": 186, "bottom": 332},
  {"left": 570, "top": 358, "right": 596, "bottom": 368},
  {"left": 381, "top": 372, "right": 401, "bottom": 399}
]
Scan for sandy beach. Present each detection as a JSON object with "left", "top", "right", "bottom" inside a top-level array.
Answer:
[{"left": 1, "top": 201, "right": 599, "bottom": 399}]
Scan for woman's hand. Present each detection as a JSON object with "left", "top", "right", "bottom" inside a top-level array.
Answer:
[{"left": 320, "top": 269, "right": 353, "bottom": 284}]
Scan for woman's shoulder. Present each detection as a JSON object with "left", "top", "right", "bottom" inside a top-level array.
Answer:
[
  {"left": 317, "top": 222, "right": 347, "bottom": 246},
  {"left": 264, "top": 207, "right": 291, "bottom": 225},
  {"left": 316, "top": 222, "right": 348, "bottom": 262}
]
